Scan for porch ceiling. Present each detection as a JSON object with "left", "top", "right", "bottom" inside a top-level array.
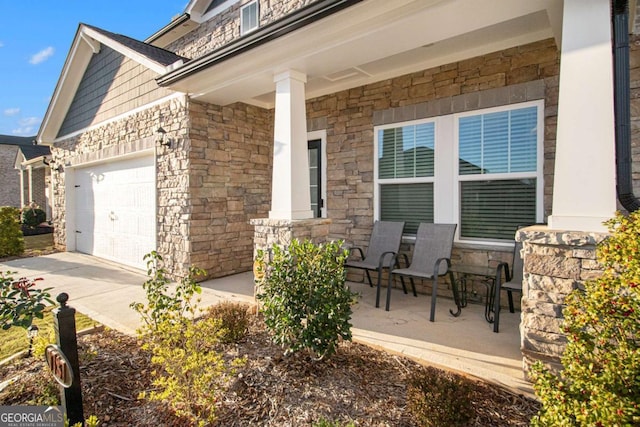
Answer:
[{"left": 162, "top": 0, "right": 561, "bottom": 108}]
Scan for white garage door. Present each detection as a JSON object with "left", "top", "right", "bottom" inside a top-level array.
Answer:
[{"left": 74, "top": 155, "right": 156, "bottom": 270}]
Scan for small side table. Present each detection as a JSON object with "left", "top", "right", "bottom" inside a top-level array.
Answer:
[{"left": 449, "top": 263, "right": 507, "bottom": 323}]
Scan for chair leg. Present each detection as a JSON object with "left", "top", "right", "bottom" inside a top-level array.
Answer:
[
  {"left": 429, "top": 275, "right": 438, "bottom": 322},
  {"left": 507, "top": 290, "right": 515, "bottom": 313},
  {"left": 385, "top": 272, "right": 394, "bottom": 311},
  {"left": 375, "top": 268, "right": 382, "bottom": 308},
  {"left": 399, "top": 276, "right": 408, "bottom": 294},
  {"left": 365, "top": 270, "right": 373, "bottom": 287},
  {"left": 493, "top": 285, "right": 501, "bottom": 333},
  {"left": 409, "top": 277, "right": 417, "bottom": 297}
]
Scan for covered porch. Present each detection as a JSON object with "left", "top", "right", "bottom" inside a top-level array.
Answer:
[{"left": 159, "top": 0, "right": 625, "bottom": 379}]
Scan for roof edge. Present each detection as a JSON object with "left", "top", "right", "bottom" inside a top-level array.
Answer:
[{"left": 157, "top": 0, "right": 363, "bottom": 86}]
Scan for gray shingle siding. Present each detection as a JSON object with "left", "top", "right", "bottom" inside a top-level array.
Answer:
[{"left": 58, "top": 46, "right": 174, "bottom": 137}]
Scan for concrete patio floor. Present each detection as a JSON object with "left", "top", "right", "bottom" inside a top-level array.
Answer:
[{"left": 0, "top": 252, "right": 532, "bottom": 397}]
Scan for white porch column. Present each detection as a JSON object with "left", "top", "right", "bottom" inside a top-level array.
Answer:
[
  {"left": 548, "top": 0, "right": 616, "bottom": 232},
  {"left": 18, "top": 167, "right": 25, "bottom": 207},
  {"left": 27, "top": 165, "right": 33, "bottom": 205},
  {"left": 269, "top": 70, "right": 313, "bottom": 220}
]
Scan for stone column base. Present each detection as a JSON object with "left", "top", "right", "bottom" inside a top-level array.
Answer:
[{"left": 518, "top": 225, "right": 607, "bottom": 378}]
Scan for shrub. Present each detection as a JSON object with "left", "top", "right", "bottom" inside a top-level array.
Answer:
[
  {"left": 142, "top": 315, "right": 245, "bottom": 426},
  {"left": 131, "top": 251, "right": 245, "bottom": 425},
  {"left": 255, "top": 239, "right": 355, "bottom": 359},
  {"left": 530, "top": 211, "right": 640, "bottom": 426},
  {"left": 207, "top": 301, "right": 251, "bottom": 343},
  {"left": 130, "top": 251, "right": 203, "bottom": 333},
  {"left": 0, "top": 206, "right": 24, "bottom": 257},
  {"left": 407, "top": 365, "right": 474, "bottom": 427},
  {"left": 21, "top": 204, "right": 46, "bottom": 228},
  {"left": 0, "top": 272, "right": 53, "bottom": 330}
]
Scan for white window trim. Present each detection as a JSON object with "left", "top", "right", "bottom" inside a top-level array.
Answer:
[
  {"left": 308, "top": 129, "right": 327, "bottom": 218},
  {"left": 373, "top": 119, "right": 437, "bottom": 226},
  {"left": 240, "top": 0, "right": 259, "bottom": 35},
  {"left": 373, "top": 100, "right": 544, "bottom": 246}
]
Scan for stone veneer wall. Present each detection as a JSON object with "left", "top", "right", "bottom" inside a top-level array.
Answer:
[
  {"left": 51, "top": 96, "right": 191, "bottom": 277},
  {"left": 187, "top": 100, "right": 273, "bottom": 279},
  {"left": 518, "top": 226, "right": 607, "bottom": 375},
  {"left": 305, "top": 38, "right": 559, "bottom": 299},
  {"left": 251, "top": 218, "right": 332, "bottom": 255},
  {"left": 0, "top": 145, "right": 21, "bottom": 207},
  {"left": 168, "top": 0, "right": 317, "bottom": 59},
  {"left": 629, "top": 34, "right": 640, "bottom": 198}
]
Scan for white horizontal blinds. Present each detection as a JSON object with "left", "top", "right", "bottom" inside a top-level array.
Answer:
[
  {"left": 378, "top": 123, "right": 435, "bottom": 234},
  {"left": 458, "top": 105, "right": 538, "bottom": 241}
]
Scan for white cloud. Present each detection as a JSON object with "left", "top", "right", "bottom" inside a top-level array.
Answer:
[
  {"left": 19, "top": 117, "right": 40, "bottom": 127},
  {"left": 12, "top": 117, "right": 41, "bottom": 135},
  {"left": 0, "top": 41, "right": 4, "bottom": 48},
  {"left": 3, "top": 108, "right": 20, "bottom": 116},
  {"left": 29, "top": 46, "right": 54, "bottom": 65}
]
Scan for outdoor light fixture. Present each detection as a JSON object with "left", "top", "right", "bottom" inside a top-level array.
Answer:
[
  {"left": 26, "top": 324, "right": 39, "bottom": 357},
  {"left": 44, "top": 158, "right": 64, "bottom": 172},
  {"left": 156, "top": 126, "right": 171, "bottom": 147}
]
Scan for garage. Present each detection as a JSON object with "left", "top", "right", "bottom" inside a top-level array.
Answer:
[{"left": 73, "top": 155, "right": 156, "bottom": 270}]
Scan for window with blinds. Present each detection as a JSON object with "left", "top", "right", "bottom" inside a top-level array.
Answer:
[
  {"left": 458, "top": 106, "right": 539, "bottom": 241},
  {"left": 377, "top": 123, "right": 434, "bottom": 234},
  {"left": 373, "top": 100, "right": 542, "bottom": 244}
]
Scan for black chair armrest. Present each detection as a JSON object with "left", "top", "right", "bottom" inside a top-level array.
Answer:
[
  {"left": 433, "top": 257, "right": 451, "bottom": 277},
  {"left": 378, "top": 251, "right": 397, "bottom": 269},
  {"left": 348, "top": 247, "right": 365, "bottom": 261}
]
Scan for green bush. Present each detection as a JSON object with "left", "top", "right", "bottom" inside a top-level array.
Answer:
[
  {"left": 142, "top": 315, "right": 245, "bottom": 426},
  {"left": 206, "top": 301, "right": 251, "bottom": 343},
  {"left": 130, "top": 251, "right": 203, "bottom": 333},
  {"left": 21, "top": 205, "right": 46, "bottom": 228},
  {"left": 255, "top": 239, "right": 355, "bottom": 360},
  {"left": 530, "top": 211, "right": 640, "bottom": 426},
  {"left": 407, "top": 365, "right": 474, "bottom": 426},
  {"left": 0, "top": 206, "right": 24, "bottom": 257},
  {"left": 131, "top": 252, "right": 245, "bottom": 426}
]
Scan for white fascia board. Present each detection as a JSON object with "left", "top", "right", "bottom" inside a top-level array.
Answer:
[
  {"left": 82, "top": 26, "right": 180, "bottom": 75},
  {"left": 13, "top": 151, "right": 26, "bottom": 170},
  {"left": 21, "top": 155, "right": 49, "bottom": 169}
]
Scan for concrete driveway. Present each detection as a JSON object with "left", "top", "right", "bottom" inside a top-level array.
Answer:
[{"left": 0, "top": 251, "right": 532, "bottom": 396}]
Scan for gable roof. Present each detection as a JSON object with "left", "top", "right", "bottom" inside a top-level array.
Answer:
[
  {"left": 37, "top": 24, "right": 188, "bottom": 144},
  {"left": 18, "top": 144, "right": 51, "bottom": 161},
  {"left": 0, "top": 135, "right": 35, "bottom": 146}
]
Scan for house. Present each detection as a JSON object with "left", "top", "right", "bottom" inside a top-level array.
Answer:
[
  {"left": 35, "top": 0, "right": 640, "bottom": 373},
  {"left": 14, "top": 143, "right": 53, "bottom": 220},
  {"left": 0, "top": 135, "right": 51, "bottom": 217}
]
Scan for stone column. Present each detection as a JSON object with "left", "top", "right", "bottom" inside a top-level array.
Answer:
[
  {"left": 548, "top": 0, "right": 616, "bottom": 232},
  {"left": 518, "top": 226, "right": 606, "bottom": 376}
]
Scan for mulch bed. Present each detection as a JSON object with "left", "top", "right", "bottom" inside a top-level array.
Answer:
[{"left": 0, "top": 316, "right": 540, "bottom": 426}]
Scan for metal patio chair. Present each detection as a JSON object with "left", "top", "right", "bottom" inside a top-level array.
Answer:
[
  {"left": 493, "top": 239, "right": 524, "bottom": 333},
  {"left": 387, "top": 223, "right": 458, "bottom": 321},
  {"left": 345, "top": 220, "right": 406, "bottom": 308}
]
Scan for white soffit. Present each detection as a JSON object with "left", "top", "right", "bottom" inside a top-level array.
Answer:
[{"left": 167, "top": 0, "right": 560, "bottom": 108}]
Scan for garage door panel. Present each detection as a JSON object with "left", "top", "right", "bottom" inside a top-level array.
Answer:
[{"left": 74, "top": 155, "right": 156, "bottom": 270}]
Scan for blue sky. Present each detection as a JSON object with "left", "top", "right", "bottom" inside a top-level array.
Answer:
[{"left": 0, "top": 1, "right": 186, "bottom": 137}]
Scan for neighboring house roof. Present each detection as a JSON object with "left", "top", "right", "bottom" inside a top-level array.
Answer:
[
  {"left": 0, "top": 135, "right": 35, "bottom": 146},
  {"left": 19, "top": 144, "right": 51, "bottom": 161},
  {"left": 37, "top": 24, "right": 188, "bottom": 144}
]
